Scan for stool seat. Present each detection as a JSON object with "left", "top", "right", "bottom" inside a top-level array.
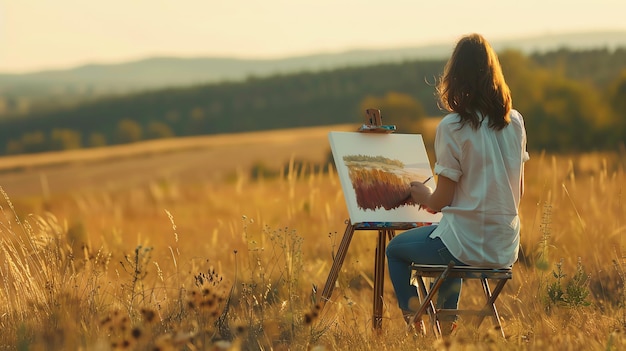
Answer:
[
  {"left": 411, "top": 264, "right": 513, "bottom": 279},
  {"left": 408, "top": 261, "right": 512, "bottom": 338}
]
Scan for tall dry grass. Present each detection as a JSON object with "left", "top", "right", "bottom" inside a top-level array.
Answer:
[{"left": 0, "top": 150, "right": 625, "bottom": 350}]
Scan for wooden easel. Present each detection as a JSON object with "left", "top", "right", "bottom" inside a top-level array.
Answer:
[{"left": 319, "top": 109, "right": 408, "bottom": 330}]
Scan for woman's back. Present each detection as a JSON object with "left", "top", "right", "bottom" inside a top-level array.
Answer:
[
  {"left": 430, "top": 109, "right": 529, "bottom": 268},
  {"left": 386, "top": 34, "right": 529, "bottom": 327}
]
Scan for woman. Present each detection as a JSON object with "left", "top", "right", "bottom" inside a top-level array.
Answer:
[{"left": 385, "top": 33, "right": 529, "bottom": 334}]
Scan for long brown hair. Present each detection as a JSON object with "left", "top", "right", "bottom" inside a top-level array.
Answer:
[{"left": 437, "top": 33, "right": 512, "bottom": 130}]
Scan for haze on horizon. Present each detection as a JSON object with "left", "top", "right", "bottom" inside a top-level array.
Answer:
[{"left": 1, "top": 0, "right": 625, "bottom": 74}]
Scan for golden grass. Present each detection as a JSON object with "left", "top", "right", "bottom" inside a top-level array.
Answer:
[{"left": 0, "top": 125, "right": 625, "bottom": 350}]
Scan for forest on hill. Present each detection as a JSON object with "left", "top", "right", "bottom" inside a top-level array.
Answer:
[{"left": 0, "top": 47, "right": 625, "bottom": 155}]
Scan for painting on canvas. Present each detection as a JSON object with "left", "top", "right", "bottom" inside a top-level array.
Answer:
[{"left": 328, "top": 131, "right": 442, "bottom": 225}]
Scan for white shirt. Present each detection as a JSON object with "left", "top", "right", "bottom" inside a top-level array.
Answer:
[{"left": 429, "top": 109, "right": 530, "bottom": 268}]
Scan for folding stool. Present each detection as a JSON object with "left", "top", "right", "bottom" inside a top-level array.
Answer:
[{"left": 408, "top": 261, "right": 513, "bottom": 338}]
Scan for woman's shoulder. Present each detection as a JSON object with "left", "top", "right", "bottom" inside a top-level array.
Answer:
[
  {"left": 436, "top": 113, "right": 462, "bottom": 137},
  {"left": 508, "top": 109, "right": 526, "bottom": 128},
  {"left": 439, "top": 112, "right": 462, "bottom": 126},
  {"left": 509, "top": 109, "right": 524, "bottom": 122}
]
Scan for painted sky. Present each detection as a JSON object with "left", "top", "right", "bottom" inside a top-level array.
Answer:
[{"left": 1, "top": 0, "right": 625, "bottom": 73}]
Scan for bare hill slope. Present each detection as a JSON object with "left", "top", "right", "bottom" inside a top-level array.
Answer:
[{"left": 0, "top": 125, "right": 356, "bottom": 199}]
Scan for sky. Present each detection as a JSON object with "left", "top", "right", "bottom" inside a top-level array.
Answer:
[{"left": 1, "top": 0, "right": 626, "bottom": 74}]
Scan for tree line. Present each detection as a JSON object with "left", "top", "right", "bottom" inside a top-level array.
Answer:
[{"left": 0, "top": 47, "right": 625, "bottom": 155}]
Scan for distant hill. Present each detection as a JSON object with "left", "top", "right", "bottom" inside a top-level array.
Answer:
[
  {"left": 2, "top": 43, "right": 626, "bottom": 155},
  {"left": 1, "top": 30, "right": 625, "bottom": 98}
]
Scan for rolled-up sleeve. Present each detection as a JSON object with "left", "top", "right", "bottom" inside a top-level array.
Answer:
[{"left": 434, "top": 121, "right": 462, "bottom": 182}]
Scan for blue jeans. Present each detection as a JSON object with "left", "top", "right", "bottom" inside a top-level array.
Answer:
[{"left": 386, "top": 225, "right": 465, "bottom": 319}]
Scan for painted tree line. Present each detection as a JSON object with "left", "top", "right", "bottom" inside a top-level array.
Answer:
[{"left": 0, "top": 48, "right": 625, "bottom": 155}]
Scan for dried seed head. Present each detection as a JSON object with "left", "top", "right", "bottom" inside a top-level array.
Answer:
[
  {"left": 131, "top": 327, "right": 142, "bottom": 339},
  {"left": 141, "top": 308, "right": 156, "bottom": 323}
]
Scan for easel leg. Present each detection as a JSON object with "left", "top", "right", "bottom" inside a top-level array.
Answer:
[
  {"left": 373, "top": 229, "right": 395, "bottom": 330},
  {"left": 320, "top": 224, "right": 396, "bottom": 330},
  {"left": 320, "top": 223, "right": 356, "bottom": 303}
]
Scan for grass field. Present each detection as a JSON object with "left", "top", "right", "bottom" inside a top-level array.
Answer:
[{"left": 0, "top": 122, "right": 625, "bottom": 350}]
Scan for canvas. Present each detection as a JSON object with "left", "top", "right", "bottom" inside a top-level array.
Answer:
[{"left": 329, "top": 131, "right": 442, "bottom": 225}]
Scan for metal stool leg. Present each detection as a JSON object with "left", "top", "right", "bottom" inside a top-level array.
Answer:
[
  {"left": 408, "top": 261, "right": 455, "bottom": 335},
  {"left": 478, "top": 278, "right": 508, "bottom": 337},
  {"left": 416, "top": 276, "right": 440, "bottom": 335}
]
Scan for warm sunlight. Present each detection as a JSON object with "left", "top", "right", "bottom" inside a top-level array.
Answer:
[
  {"left": 1, "top": 0, "right": 626, "bottom": 72},
  {"left": 1, "top": 1, "right": 626, "bottom": 349}
]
